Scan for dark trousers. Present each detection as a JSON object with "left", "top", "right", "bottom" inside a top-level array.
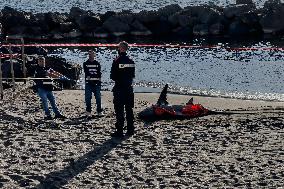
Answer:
[
  {"left": 85, "top": 83, "right": 102, "bottom": 113},
  {"left": 113, "top": 85, "right": 134, "bottom": 133}
]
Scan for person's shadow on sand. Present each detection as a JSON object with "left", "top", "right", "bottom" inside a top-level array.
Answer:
[
  {"left": 62, "top": 115, "right": 102, "bottom": 125},
  {"left": 35, "top": 137, "right": 125, "bottom": 189}
]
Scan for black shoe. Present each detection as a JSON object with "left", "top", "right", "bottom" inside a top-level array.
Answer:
[
  {"left": 125, "top": 130, "right": 135, "bottom": 137},
  {"left": 44, "top": 115, "right": 53, "bottom": 120},
  {"left": 54, "top": 114, "right": 66, "bottom": 119},
  {"left": 111, "top": 131, "right": 124, "bottom": 138}
]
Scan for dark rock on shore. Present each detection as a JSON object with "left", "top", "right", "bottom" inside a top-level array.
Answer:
[
  {"left": 0, "top": 0, "right": 283, "bottom": 40},
  {"left": 260, "top": 0, "right": 284, "bottom": 34}
]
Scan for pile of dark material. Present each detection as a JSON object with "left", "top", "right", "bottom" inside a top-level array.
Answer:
[
  {"left": 0, "top": 46, "right": 81, "bottom": 90},
  {"left": 0, "top": 0, "right": 283, "bottom": 40}
]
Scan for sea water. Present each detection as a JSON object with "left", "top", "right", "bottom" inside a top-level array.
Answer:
[
  {"left": 1, "top": 0, "right": 284, "bottom": 101},
  {"left": 0, "top": 0, "right": 274, "bottom": 13},
  {"left": 50, "top": 38, "right": 284, "bottom": 101}
]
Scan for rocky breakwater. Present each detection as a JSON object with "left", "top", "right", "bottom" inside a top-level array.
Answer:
[{"left": 0, "top": 0, "right": 283, "bottom": 40}]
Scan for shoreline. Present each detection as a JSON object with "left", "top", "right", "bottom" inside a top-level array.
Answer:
[{"left": 0, "top": 88, "right": 284, "bottom": 188}]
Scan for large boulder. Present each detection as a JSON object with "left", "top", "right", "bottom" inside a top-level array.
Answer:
[
  {"left": 33, "top": 13, "right": 50, "bottom": 33},
  {"left": 59, "top": 22, "right": 76, "bottom": 33},
  {"left": 130, "top": 20, "right": 152, "bottom": 36},
  {"left": 209, "top": 23, "right": 225, "bottom": 35},
  {"left": 23, "top": 26, "right": 45, "bottom": 39},
  {"left": 45, "top": 12, "right": 69, "bottom": 30},
  {"left": 69, "top": 7, "right": 87, "bottom": 20},
  {"left": 45, "top": 56, "right": 82, "bottom": 89},
  {"left": 99, "top": 11, "right": 116, "bottom": 23},
  {"left": 64, "top": 29, "right": 82, "bottom": 38},
  {"left": 102, "top": 16, "right": 131, "bottom": 36},
  {"left": 1, "top": 7, "right": 31, "bottom": 30},
  {"left": 170, "top": 5, "right": 222, "bottom": 29},
  {"left": 93, "top": 27, "right": 109, "bottom": 38},
  {"left": 135, "top": 10, "right": 160, "bottom": 24},
  {"left": 236, "top": 0, "right": 254, "bottom": 5},
  {"left": 156, "top": 4, "right": 183, "bottom": 18},
  {"left": 228, "top": 20, "right": 250, "bottom": 36},
  {"left": 169, "top": 13, "right": 198, "bottom": 27},
  {"left": 75, "top": 15, "right": 101, "bottom": 32},
  {"left": 193, "top": 24, "right": 209, "bottom": 36},
  {"left": 197, "top": 7, "right": 222, "bottom": 25},
  {"left": 172, "top": 26, "right": 193, "bottom": 37},
  {"left": 224, "top": 4, "right": 256, "bottom": 19},
  {"left": 144, "top": 19, "right": 173, "bottom": 35},
  {"left": 260, "top": 0, "right": 284, "bottom": 34},
  {"left": 263, "top": 0, "right": 282, "bottom": 10}
]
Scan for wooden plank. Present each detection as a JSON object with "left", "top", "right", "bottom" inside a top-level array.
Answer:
[
  {"left": 21, "top": 38, "right": 27, "bottom": 84},
  {"left": 0, "top": 58, "right": 3, "bottom": 100},
  {"left": 9, "top": 43, "right": 15, "bottom": 91}
]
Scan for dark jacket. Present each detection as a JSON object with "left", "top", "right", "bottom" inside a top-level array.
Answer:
[
  {"left": 34, "top": 65, "right": 54, "bottom": 91},
  {"left": 83, "top": 59, "right": 102, "bottom": 85},
  {"left": 110, "top": 52, "right": 135, "bottom": 86}
]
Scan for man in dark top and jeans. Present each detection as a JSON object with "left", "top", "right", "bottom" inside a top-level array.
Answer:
[
  {"left": 34, "top": 56, "right": 65, "bottom": 120},
  {"left": 83, "top": 50, "right": 103, "bottom": 117},
  {"left": 110, "top": 41, "right": 135, "bottom": 138}
]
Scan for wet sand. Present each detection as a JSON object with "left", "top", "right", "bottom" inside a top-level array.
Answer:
[{"left": 0, "top": 87, "right": 284, "bottom": 188}]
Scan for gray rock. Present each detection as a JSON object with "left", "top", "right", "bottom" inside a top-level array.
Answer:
[
  {"left": 236, "top": 0, "right": 254, "bottom": 5},
  {"left": 193, "top": 24, "right": 209, "bottom": 36},
  {"left": 260, "top": 1, "right": 284, "bottom": 34},
  {"left": 64, "top": 29, "right": 82, "bottom": 38},
  {"left": 102, "top": 16, "right": 130, "bottom": 35},
  {"left": 116, "top": 13, "right": 135, "bottom": 24},
  {"left": 75, "top": 15, "right": 101, "bottom": 32},
  {"left": 24, "top": 26, "right": 44, "bottom": 38},
  {"left": 263, "top": 0, "right": 282, "bottom": 10},
  {"left": 7, "top": 26, "right": 26, "bottom": 35},
  {"left": 157, "top": 4, "right": 182, "bottom": 18},
  {"left": 93, "top": 27, "right": 109, "bottom": 38},
  {"left": 145, "top": 19, "right": 172, "bottom": 35},
  {"left": 69, "top": 7, "right": 87, "bottom": 20},
  {"left": 99, "top": 11, "right": 116, "bottom": 23},
  {"left": 224, "top": 4, "right": 256, "bottom": 19},
  {"left": 209, "top": 23, "right": 225, "bottom": 35},
  {"left": 169, "top": 9, "right": 199, "bottom": 28},
  {"left": 59, "top": 22, "right": 75, "bottom": 33},
  {"left": 240, "top": 12, "right": 259, "bottom": 25},
  {"left": 135, "top": 10, "right": 160, "bottom": 23},
  {"left": 228, "top": 20, "right": 250, "bottom": 35},
  {"left": 45, "top": 12, "right": 69, "bottom": 29},
  {"left": 130, "top": 20, "right": 152, "bottom": 36},
  {"left": 198, "top": 7, "right": 222, "bottom": 25},
  {"left": 173, "top": 26, "right": 193, "bottom": 37}
]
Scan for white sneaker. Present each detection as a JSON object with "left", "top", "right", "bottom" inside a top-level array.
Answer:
[
  {"left": 85, "top": 112, "right": 92, "bottom": 117},
  {"left": 97, "top": 112, "right": 104, "bottom": 117}
]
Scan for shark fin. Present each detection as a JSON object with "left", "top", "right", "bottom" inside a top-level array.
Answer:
[
  {"left": 157, "top": 84, "right": 169, "bottom": 106},
  {"left": 186, "top": 97, "right": 193, "bottom": 105}
]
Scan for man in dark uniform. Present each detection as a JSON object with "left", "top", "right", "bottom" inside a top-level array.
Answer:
[
  {"left": 34, "top": 56, "right": 65, "bottom": 120},
  {"left": 83, "top": 50, "right": 103, "bottom": 117},
  {"left": 110, "top": 41, "right": 135, "bottom": 138}
]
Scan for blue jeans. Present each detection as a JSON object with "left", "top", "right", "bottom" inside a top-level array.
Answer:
[
  {"left": 37, "top": 88, "right": 61, "bottom": 117},
  {"left": 85, "top": 83, "right": 102, "bottom": 113}
]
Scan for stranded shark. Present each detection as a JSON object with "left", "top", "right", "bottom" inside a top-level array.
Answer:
[{"left": 138, "top": 84, "right": 231, "bottom": 122}]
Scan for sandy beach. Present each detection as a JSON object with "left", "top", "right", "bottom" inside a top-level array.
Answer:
[{"left": 0, "top": 86, "right": 284, "bottom": 188}]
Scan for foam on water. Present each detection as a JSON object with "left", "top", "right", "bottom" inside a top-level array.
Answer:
[{"left": 50, "top": 43, "right": 284, "bottom": 101}]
